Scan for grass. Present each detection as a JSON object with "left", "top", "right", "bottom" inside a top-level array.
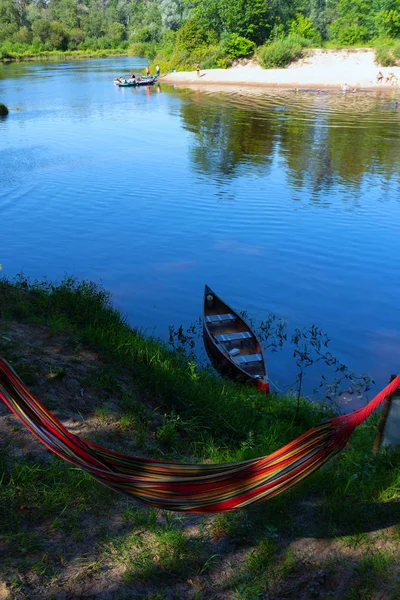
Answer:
[
  {"left": 0, "top": 274, "right": 399, "bottom": 598},
  {"left": 0, "top": 48, "right": 129, "bottom": 62}
]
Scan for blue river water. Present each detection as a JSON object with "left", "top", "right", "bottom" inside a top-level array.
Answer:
[{"left": 1, "top": 56, "right": 399, "bottom": 405}]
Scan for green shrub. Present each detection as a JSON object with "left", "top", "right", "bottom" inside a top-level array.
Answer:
[
  {"left": 201, "top": 45, "right": 232, "bottom": 69},
  {"left": 0, "top": 103, "right": 9, "bottom": 117},
  {"left": 258, "top": 35, "right": 307, "bottom": 68},
  {"left": 220, "top": 33, "right": 255, "bottom": 59},
  {"left": 392, "top": 40, "right": 400, "bottom": 60},
  {"left": 375, "top": 42, "right": 396, "bottom": 66}
]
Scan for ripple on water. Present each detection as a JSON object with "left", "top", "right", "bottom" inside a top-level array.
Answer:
[{"left": 1, "top": 65, "right": 400, "bottom": 403}]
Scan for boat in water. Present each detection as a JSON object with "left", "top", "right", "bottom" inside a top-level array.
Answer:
[
  {"left": 203, "top": 285, "right": 269, "bottom": 393},
  {"left": 114, "top": 75, "right": 157, "bottom": 87}
]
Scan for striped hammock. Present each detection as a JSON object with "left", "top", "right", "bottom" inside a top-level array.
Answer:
[{"left": 0, "top": 357, "right": 398, "bottom": 513}]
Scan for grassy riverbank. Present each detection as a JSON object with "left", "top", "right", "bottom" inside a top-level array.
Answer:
[
  {"left": 0, "top": 276, "right": 399, "bottom": 599},
  {"left": 0, "top": 48, "right": 129, "bottom": 63}
]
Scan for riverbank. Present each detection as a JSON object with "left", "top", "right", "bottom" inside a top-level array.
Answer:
[
  {"left": 0, "top": 49, "right": 128, "bottom": 63},
  {"left": 162, "top": 49, "right": 400, "bottom": 90},
  {"left": 0, "top": 276, "right": 399, "bottom": 599}
]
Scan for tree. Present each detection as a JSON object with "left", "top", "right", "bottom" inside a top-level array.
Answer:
[
  {"left": 192, "top": 0, "right": 272, "bottom": 44},
  {"left": 48, "top": 20, "right": 68, "bottom": 49},
  {"left": 328, "top": 0, "right": 374, "bottom": 43},
  {"left": 32, "top": 18, "right": 51, "bottom": 42},
  {"left": 159, "top": 0, "right": 187, "bottom": 31}
]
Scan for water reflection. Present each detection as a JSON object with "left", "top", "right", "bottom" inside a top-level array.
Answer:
[{"left": 171, "top": 86, "right": 400, "bottom": 199}]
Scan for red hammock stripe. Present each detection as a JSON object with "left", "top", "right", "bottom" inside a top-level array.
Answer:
[{"left": 0, "top": 357, "right": 398, "bottom": 513}]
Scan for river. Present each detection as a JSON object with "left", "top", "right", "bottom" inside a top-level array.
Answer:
[{"left": 1, "top": 57, "right": 399, "bottom": 405}]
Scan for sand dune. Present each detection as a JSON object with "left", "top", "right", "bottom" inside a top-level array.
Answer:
[{"left": 161, "top": 49, "right": 400, "bottom": 90}]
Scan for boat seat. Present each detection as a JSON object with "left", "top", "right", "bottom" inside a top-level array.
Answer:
[
  {"left": 234, "top": 353, "right": 263, "bottom": 364},
  {"left": 206, "top": 313, "right": 236, "bottom": 323},
  {"left": 214, "top": 331, "right": 252, "bottom": 343}
]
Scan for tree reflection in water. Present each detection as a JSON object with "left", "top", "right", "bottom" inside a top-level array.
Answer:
[{"left": 170, "top": 86, "right": 400, "bottom": 204}]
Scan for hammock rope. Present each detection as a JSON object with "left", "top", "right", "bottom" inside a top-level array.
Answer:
[{"left": 0, "top": 357, "right": 399, "bottom": 513}]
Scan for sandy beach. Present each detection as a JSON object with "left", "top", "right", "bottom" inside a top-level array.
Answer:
[{"left": 161, "top": 49, "right": 400, "bottom": 90}]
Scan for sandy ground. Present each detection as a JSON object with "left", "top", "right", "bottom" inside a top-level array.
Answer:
[{"left": 161, "top": 49, "right": 400, "bottom": 90}]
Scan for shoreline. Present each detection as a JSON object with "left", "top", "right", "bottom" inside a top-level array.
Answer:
[
  {"left": 0, "top": 51, "right": 129, "bottom": 64},
  {"left": 161, "top": 49, "right": 400, "bottom": 92}
]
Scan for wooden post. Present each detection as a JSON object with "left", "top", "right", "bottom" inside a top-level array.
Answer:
[{"left": 373, "top": 375, "right": 398, "bottom": 451}]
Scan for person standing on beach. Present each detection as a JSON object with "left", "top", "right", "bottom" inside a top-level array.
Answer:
[
  {"left": 196, "top": 63, "right": 200, "bottom": 76},
  {"left": 156, "top": 65, "right": 160, "bottom": 77},
  {"left": 146, "top": 66, "right": 151, "bottom": 77}
]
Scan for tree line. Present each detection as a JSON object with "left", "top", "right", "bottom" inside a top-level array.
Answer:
[{"left": 1, "top": 0, "right": 400, "bottom": 65}]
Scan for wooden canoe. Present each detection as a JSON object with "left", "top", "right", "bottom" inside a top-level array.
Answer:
[{"left": 203, "top": 285, "right": 269, "bottom": 393}]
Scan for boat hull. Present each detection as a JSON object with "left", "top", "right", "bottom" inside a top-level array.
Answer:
[
  {"left": 115, "top": 76, "right": 157, "bottom": 87},
  {"left": 202, "top": 285, "right": 269, "bottom": 393}
]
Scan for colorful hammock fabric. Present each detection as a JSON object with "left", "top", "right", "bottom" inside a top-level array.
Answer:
[{"left": 0, "top": 357, "right": 399, "bottom": 513}]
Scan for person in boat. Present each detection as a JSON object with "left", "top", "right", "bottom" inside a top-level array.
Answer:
[
  {"left": 130, "top": 73, "right": 136, "bottom": 80},
  {"left": 146, "top": 66, "right": 151, "bottom": 77}
]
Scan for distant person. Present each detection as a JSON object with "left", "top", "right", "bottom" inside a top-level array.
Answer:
[
  {"left": 376, "top": 71, "right": 384, "bottom": 84},
  {"left": 146, "top": 66, "right": 151, "bottom": 77},
  {"left": 130, "top": 73, "right": 136, "bottom": 80},
  {"left": 196, "top": 63, "right": 200, "bottom": 76},
  {"left": 386, "top": 72, "right": 398, "bottom": 86},
  {"left": 156, "top": 65, "right": 160, "bottom": 77},
  {"left": 341, "top": 83, "right": 348, "bottom": 92}
]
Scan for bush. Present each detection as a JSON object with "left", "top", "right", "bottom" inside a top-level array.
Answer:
[
  {"left": 375, "top": 42, "right": 396, "bottom": 66},
  {"left": 0, "top": 103, "right": 9, "bottom": 117},
  {"left": 258, "top": 35, "right": 307, "bottom": 68},
  {"left": 392, "top": 40, "right": 400, "bottom": 60},
  {"left": 201, "top": 45, "right": 232, "bottom": 69},
  {"left": 220, "top": 33, "right": 255, "bottom": 59}
]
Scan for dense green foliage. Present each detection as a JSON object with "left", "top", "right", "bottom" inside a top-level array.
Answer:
[{"left": 0, "top": 0, "right": 399, "bottom": 66}]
